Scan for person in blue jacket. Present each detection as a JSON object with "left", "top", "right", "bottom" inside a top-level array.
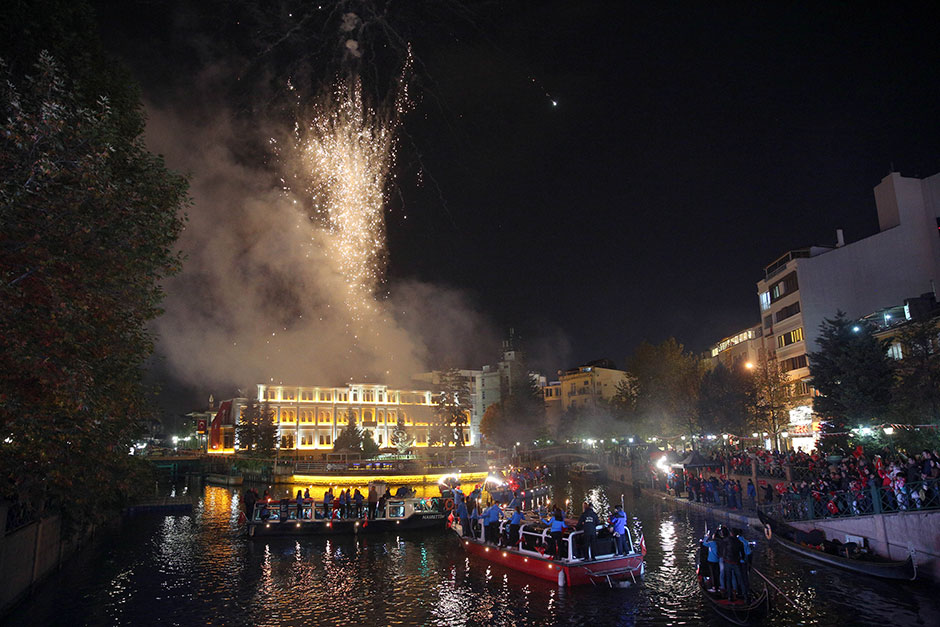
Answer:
[
  {"left": 506, "top": 507, "right": 525, "bottom": 547},
  {"left": 540, "top": 509, "right": 567, "bottom": 560},
  {"left": 702, "top": 531, "right": 720, "bottom": 591},
  {"left": 455, "top": 497, "right": 470, "bottom": 536},
  {"left": 508, "top": 491, "right": 522, "bottom": 510},
  {"left": 469, "top": 504, "right": 481, "bottom": 539},
  {"left": 485, "top": 502, "right": 502, "bottom": 544},
  {"left": 608, "top": 505, "right": 628, "bottom": 555}
]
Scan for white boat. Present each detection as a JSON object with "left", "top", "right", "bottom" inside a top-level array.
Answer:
[{"left": 569, "top": 462, "right": 605, "bottom": 480}]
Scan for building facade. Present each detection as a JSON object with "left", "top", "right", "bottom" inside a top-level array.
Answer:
[
  {"left": 221, "top": 382, "right": 469, "bottom": 455},
  {"left": 557, "top": 360, "right": 631, "bottom": 413},
  {"left": 756, "top": 170, "right": 940, "bottom": 442},
  {"left": 707, "top": 324, "right": 764, "bottom": 371}
]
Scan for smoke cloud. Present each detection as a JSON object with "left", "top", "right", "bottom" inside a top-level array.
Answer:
[{"left": 146, "top": 103, "right": 497, "bottom": 396}]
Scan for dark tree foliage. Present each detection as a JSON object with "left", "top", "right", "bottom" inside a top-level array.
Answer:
[
  {"left": 434, "top": 368, "right": 471, "bottom": 447},
  {"left": 0, "top": 1, "right": 188, "bottom": 530},
  {"left": 809, "top": 312, "right": 894, "bottom": 445},
  {"left": 236, "top": 398, "right": 261, "bottom": 453},
  {"left": 257, "top": 401, "right": 277, "bottom": 457},
  {"left": 480, "top": 375, "right": 546, "bottom": 448},
  {"left": 361, "top": 429, "right": 380, "bottom": 459},
  {"left": 697, "top": 362, "right": 754, "bottom": 436},
  {"left": 891, "top": 320, "right": 940, "bottom": 423},
  {"left": 627, "top": 338, "right": 703, "bottom": 439}
]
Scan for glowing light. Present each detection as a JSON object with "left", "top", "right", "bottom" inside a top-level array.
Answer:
[{"left": 883, "top": 427, "right": 895, "bottom": 435}]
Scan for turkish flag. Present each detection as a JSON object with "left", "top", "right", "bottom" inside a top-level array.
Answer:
[
  {"left": 197, "top": 419, "right": 207, "bottom": 434},
  {"left": 209, "top": 401, "right": 231, "bottom": 450}
]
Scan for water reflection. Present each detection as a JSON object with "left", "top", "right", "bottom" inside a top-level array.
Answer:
[{"left": 5, "top": 476, "right": 940, "bottom": 626}]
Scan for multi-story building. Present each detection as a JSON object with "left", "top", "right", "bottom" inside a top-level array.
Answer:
[
  {"left": 216, "top": 382, "right": 468, "bottom": 455},
  {"left": 756, "top": 170, "right": 940, "bottom": 439},
  {"left": 557, "top": 359, "right": 631, "bottom": 413},
  {"left": 707, "top": 324, "right": 764, "bottom": 371}
]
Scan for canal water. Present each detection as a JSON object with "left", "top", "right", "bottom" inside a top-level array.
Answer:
[{"left": 4, "top": 476, "right": 938, "bottom": 626}]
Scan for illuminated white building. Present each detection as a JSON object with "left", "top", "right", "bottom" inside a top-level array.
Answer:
[{"left": 228, "top": 382, "right": 468, "bottom": 454}]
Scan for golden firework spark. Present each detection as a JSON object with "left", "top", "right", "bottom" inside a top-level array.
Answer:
[{"left": 298, "top": 77, "right": 395, "bottom": 323}]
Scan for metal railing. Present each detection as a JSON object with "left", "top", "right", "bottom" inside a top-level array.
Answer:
[{"left": 760, "top": 479, "right": 940, "bottom": 522}]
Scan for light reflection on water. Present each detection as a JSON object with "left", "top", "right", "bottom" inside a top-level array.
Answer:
[{"left": 4, "top": 480, "right": 940, "bottom": 626}]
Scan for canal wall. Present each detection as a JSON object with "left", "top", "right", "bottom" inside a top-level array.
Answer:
[
  {"left": 0, "top": 503, "right": 93, "bottom": 616},
  {"left": 789, "top": 510, "right": 940, "bottom": 581}
]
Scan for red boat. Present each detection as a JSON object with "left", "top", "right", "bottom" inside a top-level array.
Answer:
[{"left": 453, "top": 515, "right": 646, "bottom": 587}]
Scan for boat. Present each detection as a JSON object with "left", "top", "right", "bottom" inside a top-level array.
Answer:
[
  {"left": 757, "top": 510, "right": 916, "bottom": 580},
  {"left": 247, "top": 496, "right": 448, "bottom": 537},
  {"left": 569, "top": 462, "right": 605, "bottom": 480},
  {"left": 452, "top": 513, "right": 645, "bottom": 587},
  {"left": 695, "top": 548, "right": 770, "bottom": 626},
  {"left": 206, "top": 473, "right": 243, "bottom": 486}
]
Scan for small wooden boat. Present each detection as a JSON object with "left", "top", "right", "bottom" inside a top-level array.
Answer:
[
  {"left": 453, "top": 514, "right": 645, "bottom": 587},
  {"left": 247, "top": 497, "right": 447, "bottom": 537},
  {"left": 695, "top": 550, "right": 770, "bottom": 626},
  {"left": 758, "top": 510, "right": 916, "bottom": 580},
  {"left": 569, "top": 462, "right": 605, "bottom": 480}
]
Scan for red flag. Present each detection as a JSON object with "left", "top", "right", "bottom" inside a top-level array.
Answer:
[
  {"left": 363, "top": 509, "right": 369, "bottom": 528},
  {"left": 639, "top": 533, "right": 647, "bottom": 557},
  {"left": 209, "top": 401, "right": 231, "bottom": 450}
]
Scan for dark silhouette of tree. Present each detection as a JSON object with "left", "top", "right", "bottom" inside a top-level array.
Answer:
[
  {"left": 0, "top": 1, "right": 188, "bottom": 529},
  {"left": 697, "top": 362, "right": 755, "bottom": 436},
  {"left": 809, "top": 312, "right": 894, "bottom": 448},
  {"left": 891, "top": 320, "right": 940, "bottom": 423},
  {"left": 434, "top": 368, "right": 470, "bottom": 447}
]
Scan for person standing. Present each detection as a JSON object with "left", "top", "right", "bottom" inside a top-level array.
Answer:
[
  {"left": 353, "top": 488, "right": 364, "bottom": 518},
  {"left": 367, "top": 485, "right": 378, "bottom": 519},
  {"left": 733, "top": 528, "right": 752, "bottom": 599},
  {"left": 747, "top": 479, "right": 757, "bottom": 510},
  {"left": 455, "top": 497, "right": 470, "bottom": 537},
  {"left": 609, "top": 505, "right": 628, "bottom": 555},
  {"left": 323, "top": 487, "right": 333, "bottom": 519},
  {"left": 485, "top": 502, "right": 502, "bottom": 544},
  {"left": 719, "top": 527, "right": 745, "bottom": 599},
  {"left": 702, "top": 531, "right": 720, "bottom": 591},
  {"left": 507, "top": 507, "right": 524, "bottom": 547},
  {"left": 540, "top": 509, "right": 566, "bottom": 560},
  {"left": 576, "top": 502, "right": 599, "bottom": 561}
]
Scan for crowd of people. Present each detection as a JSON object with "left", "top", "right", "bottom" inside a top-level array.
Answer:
[
  {"left": 245, "top": 484, "right": 417, "bottom": 521},
  {"left": 658, "top": 444, "right": 940, "bottom": 518}
]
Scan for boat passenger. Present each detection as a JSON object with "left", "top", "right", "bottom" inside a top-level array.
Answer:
[
  {"left": 339, "top": 489, "right": 350, "bottom": 518},
  {"left": 718, "top": 527, "right": 745, "bottom": 600},
  {"left": 323, "top": 488, "right": 334, "bottom": 519},
  {"left": 455, "top": 497, "right": 470, "bottom": 537},
  {"left": 540, "top": 509, "right": 566, "bottom": 560},
  {"left": 576, "top": 502, "right": 599, "bottom": 561},
  {"left": 470, "top": 504, "right": 482, "bottom": 539},
  {"left": 609, "top": 505, "right": 627, "bottom": 555},
  {"left": 368, "top": 486, "right": 378, "bottom": 519},
  {"left": 353, "top": 489, "right": 364, "bottom": 518},
  {"left": 733, "top": 528, "right": 752, "bottom": 599},
  {"left": 378, "top": 490, "right": 389, "bottom": 519},
  {"left": 507, "top": 507, "right": 524, "bottom": 547},
  {"left": 702, "top": 531, "right": 720, "bottom": 591},
  {"left": 296, "top": 490, "right": 304, "bottom": 519},
  {"left": 508, "top": 491, "right": 522, "bottom": 510},
  {"left": 485, "top": 502, "right": 502, "bottom": 544},
  {"left": 304, "top": 488, "right": 310, "bottom": 499}
]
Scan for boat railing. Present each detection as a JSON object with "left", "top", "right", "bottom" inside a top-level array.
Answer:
[{"left": 760, "top": 478, "right": 940, "bottom": 522}]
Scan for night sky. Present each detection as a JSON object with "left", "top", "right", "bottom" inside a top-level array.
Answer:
[{"left": 93, "top": 1, "right": 939, "bottom": 402}]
